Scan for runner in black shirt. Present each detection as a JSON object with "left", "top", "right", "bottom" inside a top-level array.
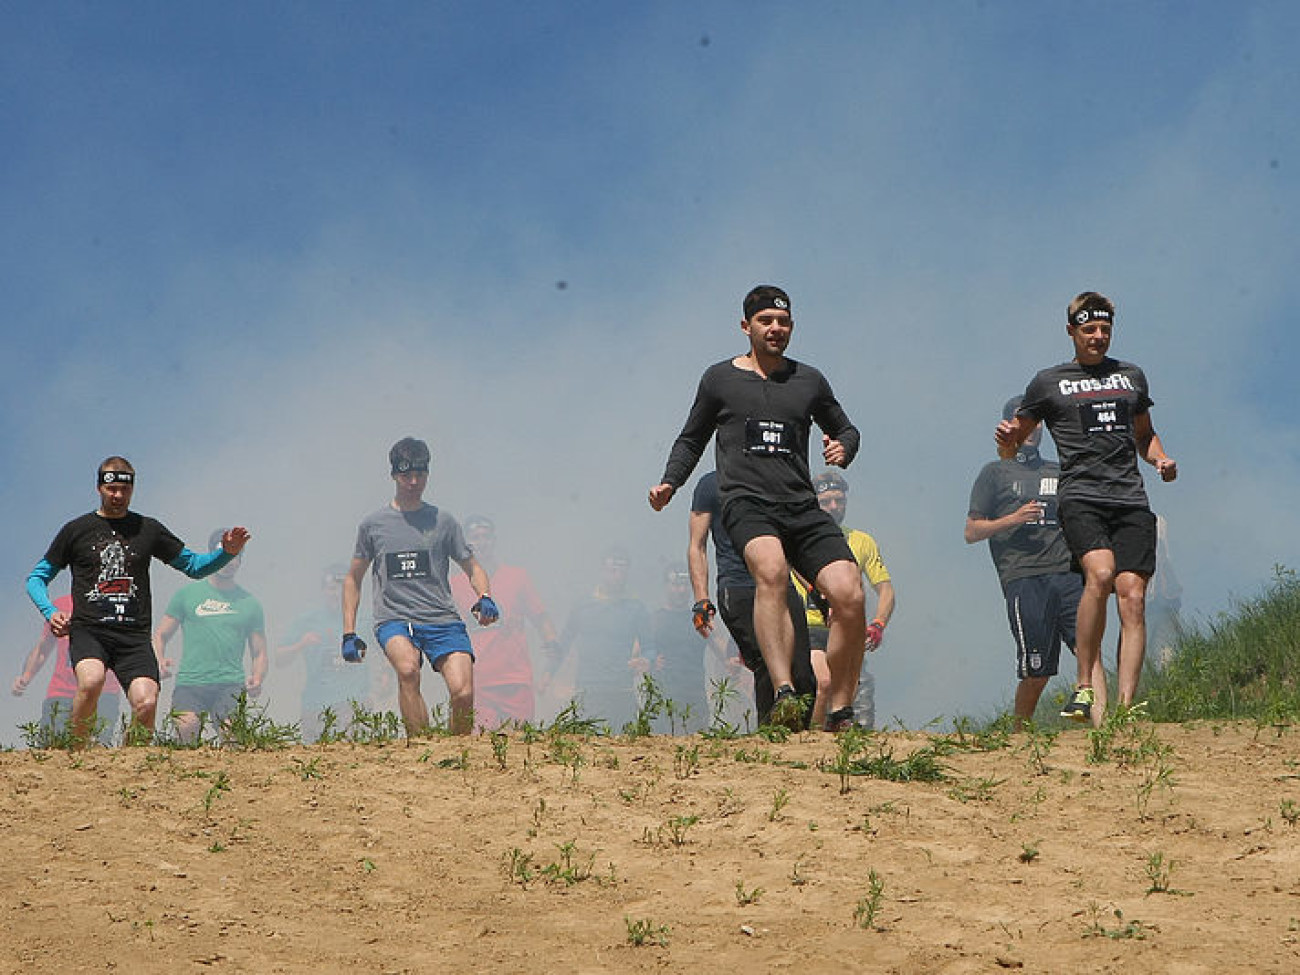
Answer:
[
  {"left": 26, "top": 456, "right": 251, "bottom": 745},
  {"left": 649, "top": 285, "right": 867, "bottom": 731},
  {"left": 996, "top": 292, "right": 1177, "bottom": 722}
]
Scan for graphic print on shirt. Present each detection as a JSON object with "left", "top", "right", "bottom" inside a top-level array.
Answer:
[
  {"left": 194, "top": 598, "right": 238, "bottom": 617},
  {"left": 88, "top": 538, "right": 138, "bottom": 620}
]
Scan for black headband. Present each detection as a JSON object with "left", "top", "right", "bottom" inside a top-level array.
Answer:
[
  {"left": 391, "top": 460, "right": 429, "bottom": 475},
  {"left": 1072, "top": 307, "right": 1113, "bottom": 326},
  {"left": 98, "top": 470, "right": 134, "bottom": 486}
]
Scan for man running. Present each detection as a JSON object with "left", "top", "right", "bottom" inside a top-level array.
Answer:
[
  {"left": 343, "top": 437, "right": 498, "bottom": 737},
  {"left": 688, "top": 470, "right": 816, "bottom": 727},
  {"left": 649, "top": 284, "right": 867, "bottom": 731},
  {"left": 968, "top": 397, "right": 1105, "bottom": 727},
  {"left": 996, "top": 292, "right": 1177, "bottom": 722},
  {"left": 25, "top": 456, "right": 250, "bottom": 745},
  {"left": 154, "top": 529, "right": 269, "bottom": 743},
  {"left": 794, "top": 471, "right": 895, "bottom": 730}
]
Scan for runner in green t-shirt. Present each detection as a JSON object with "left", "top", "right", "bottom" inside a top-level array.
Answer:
[{"left": 154, "top": 529, "right": 268, "bottom": 743}]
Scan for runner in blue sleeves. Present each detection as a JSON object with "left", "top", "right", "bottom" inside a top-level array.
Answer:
[
  {"left": 25, "top": 456, "right": 251, "bottom": 746},
  {"left": 342, "top": 437, "right": 498, "bottom": 737}
]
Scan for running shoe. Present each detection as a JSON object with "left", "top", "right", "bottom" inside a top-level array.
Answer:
[
  {"left": 823, "top": 706, "right": 856, "bottom": 733},
  {"left": 1060, "top": 686, "right": 1094, "bottom": 723},
  {"left": 770, "top": 685, "right": 805, "bottom": 731}
]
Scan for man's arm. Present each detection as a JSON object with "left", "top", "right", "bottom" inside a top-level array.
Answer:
[
  {"left": 342, "top": 557, "right": 368, "bottom": 634},
  {"left": 1134, "top": 411, "right": 1177, "bottom": 481},
  {"left": 245, "top": 631, "right": 269, "bottom": 695},
  {"left": 813, "top": 377, "right": 861, "bottom": 468},
  {"left": 964, "top": 502, "right": 1045, "bottom": 544},
  {"left": 12, "top": 626, "right": 57, "bottom": 696},
  {"left": 26, "top": 560, "right": 66, "bottom": 634},
  {"left": 168, "top": 527, "right": 252, "bottom": 579},
  {"left": 870, "top": 579, "right": 896, "bottom": 628},
  {"left": 651, "top": 374, "right": 720, "bottom": 509},
  {"left": 456, "top": 555, "right": 499, "bottom": 625},
  {"left": 153, "top": 615, "right": 181, "bottom": 678},
  {"left": 687, "top": 510, "right": 717, "bottom": 637}
]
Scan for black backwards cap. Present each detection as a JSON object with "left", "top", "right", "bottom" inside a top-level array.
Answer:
[
  {"left": 812, "top": 471, "right": 849, "bottom": 495},
  {"left": 389, "top": 437, "right": 431, "bottom": 474},
  {"left": 743, "top": 285, "right": 791, "bottom": 321}
]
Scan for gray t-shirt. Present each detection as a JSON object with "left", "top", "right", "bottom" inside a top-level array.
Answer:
[
  {"left": 1018, "top": 357, "right": 1154, "bottom": 507},
  {"left": 967, "top": 451, "right": 1073, "bottom": 586},
  {"left": 353, "top": 503, "right": 471, "bottom": 625}
]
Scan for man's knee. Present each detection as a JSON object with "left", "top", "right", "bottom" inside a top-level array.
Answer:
[{"left": 818, "top": 562, "right": 865, "bottom": 612}]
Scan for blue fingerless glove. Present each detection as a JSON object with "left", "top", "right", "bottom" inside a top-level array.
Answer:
[
  {"left": 471, "top": 595, "right": 500, "bottom": 625},
  {"left": 341, "top": 633, "right": 367, "bottom": 663}
]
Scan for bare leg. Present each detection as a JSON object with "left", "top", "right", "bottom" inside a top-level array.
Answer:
[
  {"left": 1089, "top": 654, "right": 1108, "bottom": 727},
  {"left": 70, "top": 658, "right": 107, "bottom": 748},
  {"left": 383, "top": 635, "right": 430, "bottom": 737},
  {"left": 815, "top": 560, "right": 866, "bottom": 714},
  {"left": 809, "top": 648, "right": 831, "bottom": 727},
  {"left": 1113, "top": 571, "right": 1150, "bottom": 705},
  {"left": 742, "top": 536, "right": 796, "bottom": 691},
  {"left": 125, "top": 676, "right": 161, "bottom": 743},
  {"left": 1013, "top": 676, "right": 1049, "bottom": 729},
  {"left": 437, "top": 652, "right": 475, "bottom": 735},
  {"left": 1075, "top": 550, "right": 1117, "bottom": 695}
]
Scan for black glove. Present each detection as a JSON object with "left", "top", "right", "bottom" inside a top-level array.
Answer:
[{"left": 691, "top": 598, "right": 716, "bottom": 636}]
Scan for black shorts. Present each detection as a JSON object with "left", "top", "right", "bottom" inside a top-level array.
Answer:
[
  {"left": 69, "top": 626, "right": 160, "bottom": 689},
  {"left": 721, "top": 495, "right": 855, "bottom": 584},
  {"left": 1003, "top": 572, "right": 1083, "bottom": 679},
  {"left": 171, "top": 682, "right": 246, "bottom": 720},
  {"left": 1058, "top": 500, "right": 1157, "bottom": 576}
]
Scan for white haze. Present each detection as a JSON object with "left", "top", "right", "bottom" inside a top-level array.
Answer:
[{"left": 2, "top": 3, "right": 1298, "bottom": 740}]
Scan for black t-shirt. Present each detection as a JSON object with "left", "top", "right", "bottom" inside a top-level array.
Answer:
[
  {"left": 661, "top": 358, "right": 860, "bottom": 506},
  {"left": 690, "top": 472, "right": 753, "bottom": 590},
  {"left": 43, "top": 511, "right": 185, "bottom": 631},
  {"left": 1019, "top": 357, "right": 1153, "bottom": 507},
  {"left": 967, "top": 451, "right": 1072, "bottom": 585}
]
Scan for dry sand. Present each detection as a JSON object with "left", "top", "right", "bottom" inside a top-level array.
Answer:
[{"left": 3, "top": 720, "right": 1299, "bottom": 973}]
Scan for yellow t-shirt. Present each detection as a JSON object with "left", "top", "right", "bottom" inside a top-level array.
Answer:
[{"left": 793, "top": 528, "right": 890, "bottom": 628}]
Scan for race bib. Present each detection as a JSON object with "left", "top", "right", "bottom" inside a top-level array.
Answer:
[
  {"left": 385, "top": 550, "right": 431, "bottom": 580},
  {"left": 1078, "top": 398, "right": 1131, "bottom": 436},
  {"left": 744, "top": 418, "right": 791, "bottom": 456}
]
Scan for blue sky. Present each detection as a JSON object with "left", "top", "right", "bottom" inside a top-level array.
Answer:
[{"left": 3, "top": 2, "right": 1298, "bottom": 734}]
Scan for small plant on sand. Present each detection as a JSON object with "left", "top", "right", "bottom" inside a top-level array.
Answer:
[
  {"left": 505, "top": 847, "right": 536, "bottom": 887},
  {"left": 674, "top": 742, "right": 700, "bottom": 779},
  {"left": 1018, "top": 840, "right": 1041, "bottom": 864},
  {"left": 734, "top": 880, "right": 765, "bottom": 906},
  {"left": 1280, "top": 799, "right": 1300, "bottom": 827},
  {"left": 221, "top": 693, "right": 301, "bottom": 750},
  {"left": 291, "top": 756, "right": 323, "bottom": 780},
  {"left": 199, "top": 770, "right": 232, "bottom": 815},
  {"left": 701, "top": 677, "right": 741, "bottom": 739},
  {"left": 489, "top": 730, "right": 509, "bottom": 769},
  {"left": 1018, "top": 720, "right": 1058, "bottom": 775},
  {"left": 768, "top": 787, "right": 791, "bottom": 821},
  {"left": 540, "top": 840, "right": 595, "bottom": 886},
  {"left": 625, "top": 917, "right": 670, "bottom": 947},
  {"left": 1143, "top": 851, "right": 1190, "bottom": 895},
  {"left": 1083, "top": 903, "right": 1148, "bottom": 940},
  {"left": 665, "top": 814, "right": 699, "bottom": 846},
  {"left": 853, "top": 869, "right": 886, "bottom": 930},
  {"left": 623, "top": 674, "right": 666, "bottom": 739}
]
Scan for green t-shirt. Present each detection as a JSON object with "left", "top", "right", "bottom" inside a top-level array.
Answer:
[{"left": 166, "top": 580, "right": 265, "bottom": 686}]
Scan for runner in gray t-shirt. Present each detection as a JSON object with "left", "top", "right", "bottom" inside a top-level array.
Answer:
[
  {"left": 342, "top": 437, "right": 499, "bottom": 736},
  {"left": 996, "top": 292, "right": 1177, "bottom": 723},
  {"left": 967, "top": 398, "right": 1105, "bottom": 728}
]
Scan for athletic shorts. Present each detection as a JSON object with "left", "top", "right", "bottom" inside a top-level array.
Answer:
[
  {"left": 721, "top": 495, "right": 855, "bottom": 584},
  {"left": 376, "top": 620, "right": 475, "bottom": 670},
  {"left": 1058, "top": 500, "right": 1157, "bottom": 576},
  {"left": 1003, "top": 572, "right": 1084, "bottom": 679},
  {"left": 69, "top": 626, "right": 160, "bottom": 688},
  {"left": 171, "top": 682, "right": 246, "bottom": 720}
]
